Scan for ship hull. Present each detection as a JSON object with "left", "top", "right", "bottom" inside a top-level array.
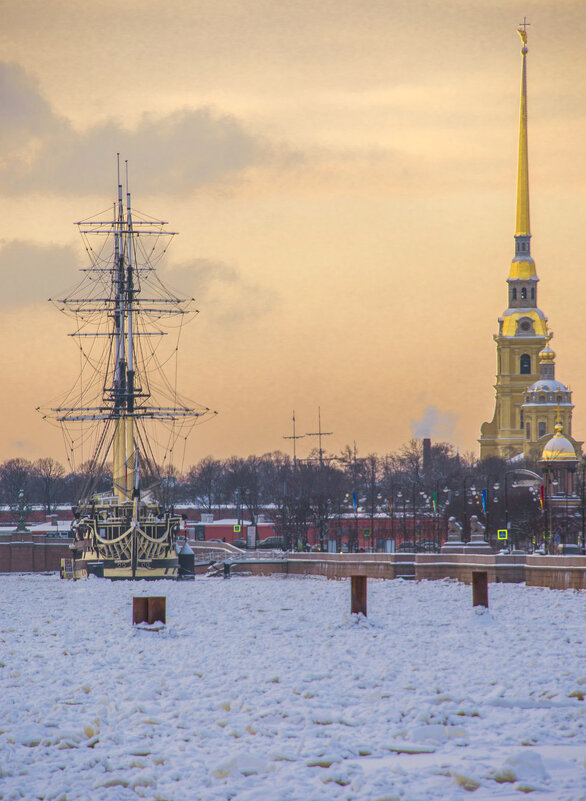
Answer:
[
  {"left": 61, "top": 554, "right": 179, "bottom": 581},
  {"left": 62, "top": 493, "right": 182, "bottom": 580}
]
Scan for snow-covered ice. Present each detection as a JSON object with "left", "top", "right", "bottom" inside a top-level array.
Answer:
[{"left": 0, "top": 574, "right": 584, "bottom": 800}]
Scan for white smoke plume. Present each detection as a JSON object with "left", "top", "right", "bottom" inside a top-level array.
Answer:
[{"left": 411, "top": 405, "right": 458, "bottom": 441}]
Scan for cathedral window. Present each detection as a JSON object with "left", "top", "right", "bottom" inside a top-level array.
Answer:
[
  {"left": 556, "top": 394, "right": 562, "bottom": 403},
  {"left": 539, "top": 422, "right": 546, "bottom": 438},
  {"left": 512, "top": 287, "right": 517, "bottom": 300},
  {"left": 531, "top": 287, "right": 535, "bottom": 300},
  {"left": 539, "top": 395, "right": 545, "bottom": 403},
  {"left": 521, "top": 287, "right": 527, "bottom": 299},
  {"left": 520, "top": 410, "right": 524, "bottom": 429},
  {"left": 526, "top": 422, "right": 531, "bottom": 439},
  {"left": 520, "top": 354, "right": 531, "bottom": 374}
]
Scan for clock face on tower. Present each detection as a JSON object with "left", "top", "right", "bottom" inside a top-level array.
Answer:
[{"left": 514, "top": 317, "right": 536, "bottom": 336}]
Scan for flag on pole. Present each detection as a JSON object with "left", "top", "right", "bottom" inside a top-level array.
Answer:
[
  {"left": 481, "top": 489, "right": 487, "bottom": 513},
  {"left": 432, "top": 491, "right": 437, "bottom": 512},
  {"left": 352, "top": 491, "right": 357, "bottom": 512}
]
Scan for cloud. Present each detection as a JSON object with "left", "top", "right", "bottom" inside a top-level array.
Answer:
[
  {"left": 0, "top": 62, "right": 279, "bottom": 196},
  {"left": 162, "top": 258, "right": 278, "bottom": 326},
  {"left": 0, "top": 241, "right": 80, "bottom": 307},
  {"left": 411, "top": 405, "right": 458, "bottom": 441},
  {"left": 0, "top": 239, "right": 276, "bottom": 323},
  {"left": 0, "top": 62, "right": 55, "bottom": 141}
]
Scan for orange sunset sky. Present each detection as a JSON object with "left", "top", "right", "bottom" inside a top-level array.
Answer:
[{"left": 1, "top": 0, "right": 586, "bottom": 469}]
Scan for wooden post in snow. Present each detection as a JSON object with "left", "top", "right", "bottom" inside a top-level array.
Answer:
[
  {"left": 472, "top": 571, "right": 488, "bottom": 608},
  {"left": 133, "top": 596, "right": 166, "bottom": 625},
  {"left": 351, "top": 575, "right": 367, "bottom": 616}
]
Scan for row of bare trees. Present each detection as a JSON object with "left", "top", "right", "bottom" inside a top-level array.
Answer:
[{"left": 0, "top": 442, "right": 558, "bottom": 548}]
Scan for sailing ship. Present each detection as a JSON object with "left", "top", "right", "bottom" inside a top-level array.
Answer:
[{"left": 43, "top": 159, "right": 214, "bottom": 579}]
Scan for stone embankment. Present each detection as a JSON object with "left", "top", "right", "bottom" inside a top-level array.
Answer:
[
  {"left": 208, "top": 548, "right": 586, "bottom": 590},
  {"left": 1, "top": 536, "right": 585, "bottom": 590}
]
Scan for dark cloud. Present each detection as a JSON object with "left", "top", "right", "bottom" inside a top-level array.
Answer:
[
  {"left": 0, "top": 62, "right": 277, "bottom": 196},
  {"left": 0, "top": 241, "right": 80, "bottom": 307},
  {"left": 0, "top": 62, "right": 56, "bottom": 142},
  {"left": 0, "top": 241, "right": 277, "bottom": 323}
]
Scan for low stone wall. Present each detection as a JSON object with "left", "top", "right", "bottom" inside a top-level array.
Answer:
[
  {"left": 230, "top": 561, "right": 288, "bottom": 577},
  {"left": 525, "top": 555, "right": 586, "bottom": 590},
  {"left": 286, "top": 553, "right": 415, "bottom": 580},
  {"left": 0, "top": 532, "right": 74, "bottom": 573},
  {"left": 2, "top": 540, "right": 584, "bottom": 590},
  {"left": 415, "top": 553, "right": 526, "bottom": 584},
  {"left": 225, "top": 552, "right": 583, "bottom": 590}
]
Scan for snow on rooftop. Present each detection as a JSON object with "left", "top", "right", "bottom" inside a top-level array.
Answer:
[{"left": 0, "top": 575, "right": 584, "bottom": 800}]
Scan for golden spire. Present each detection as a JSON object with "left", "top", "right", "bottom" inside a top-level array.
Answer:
[{"left": 515, "top": 22, "right": 530, "bottom": 237}]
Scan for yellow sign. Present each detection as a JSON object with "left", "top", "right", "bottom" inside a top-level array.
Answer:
[
  {"left": 233, "top": 524, "right": 241, "bottom": 533},
  {"left": 497, "top": 529, "right": 508, "bottom": 540}
]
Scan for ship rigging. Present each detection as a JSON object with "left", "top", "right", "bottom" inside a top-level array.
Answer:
[{"left": 41, "top": 159, "right": 215, "bottom": 578}]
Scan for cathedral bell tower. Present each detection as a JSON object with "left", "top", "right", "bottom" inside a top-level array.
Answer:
[{"left": 480, "top": 26, "right": 553, "bottom": 459}]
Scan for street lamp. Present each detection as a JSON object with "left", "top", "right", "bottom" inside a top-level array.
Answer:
[{"left": 499, "top": 468, "right": 542, "bottom": 551}]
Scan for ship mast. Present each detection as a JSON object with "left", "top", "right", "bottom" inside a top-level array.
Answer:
[
  {"left": 113, "top": 157, "right": 135, "bottom": 502},
  {"left": 45, "top": 157, "right": 215, "bottom": 504}
]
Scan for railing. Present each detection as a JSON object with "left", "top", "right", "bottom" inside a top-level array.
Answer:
[{"left": 193, "top": 548, "right": 287, "bottom": 565}]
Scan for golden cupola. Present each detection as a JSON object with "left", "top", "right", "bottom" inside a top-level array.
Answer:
[{"left": 540, "top": 421, "right": 578, "bottom": 464}]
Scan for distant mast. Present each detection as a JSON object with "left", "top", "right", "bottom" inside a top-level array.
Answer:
[{"left": 113, "top": 156, "right": 135, "bottom": 502}]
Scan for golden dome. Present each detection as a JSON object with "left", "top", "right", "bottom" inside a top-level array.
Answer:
[
  {"left": 538, "top": 345, "right": 555, "bottom": 362},
  {"left": 540, "top": 422, "right": 578, "bottom": 463}
]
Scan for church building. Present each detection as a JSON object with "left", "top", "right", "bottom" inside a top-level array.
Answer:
[{"left": 479, "top": 27, "right": 580, "bottom": 462}]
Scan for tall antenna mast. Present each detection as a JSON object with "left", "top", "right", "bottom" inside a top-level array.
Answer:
[
  {"left": 306, "top": 407, "right": 333, "bottom": 467},
  {"left": 125, "top": 159, "right": 135, "bottom": 415},
  {"left": 283, "top": 410, "right": 305, "bottom": 469}
]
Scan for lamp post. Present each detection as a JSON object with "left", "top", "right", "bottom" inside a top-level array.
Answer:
[
  {"left": 462, "top": 478, "right": 478, "bottom": 541},
  {"left": 438, "top": 485, "right": 449, "bottom": 549},
  {"left": 484, "top": 478, "right": 501, "bottom": 549},
  {"left": 389, "top": 489, "right": 395, "bottom": 552},
  {"left": 500, "top": 468, "right": 542, "bottom": 551},
  {"left": 581, "top": 460, "right": 586, "bottom": 554}
]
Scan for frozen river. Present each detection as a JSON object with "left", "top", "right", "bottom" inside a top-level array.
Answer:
[{"left": 0, "top": 574, "right": 584, "bottom": 800}]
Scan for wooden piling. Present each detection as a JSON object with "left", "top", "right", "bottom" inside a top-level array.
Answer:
[
  {"left": 351, "top": 575, "right": 367, "bottom": 616},
  {"left": 472, "top": 571, "right": 488, "bottom": 608},
  {"left": 147, "top": 596, "right": 166, "bottom": 624},
  {"left": 133, "top": 596, "right": 166, "bottom": 625},
  {"left": 133, "top": 596, "right": 149, "bottom": 625}
]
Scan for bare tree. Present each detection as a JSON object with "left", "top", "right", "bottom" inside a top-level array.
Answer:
[
  {"left": 0, "top": 458, "right": 35, "bottom": 507},
  {"left": 33, "top": 457, "right": 66, "bottom": 514},
  {"left": 185, "top": 456, "right": 226, "bottom": 514}
]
